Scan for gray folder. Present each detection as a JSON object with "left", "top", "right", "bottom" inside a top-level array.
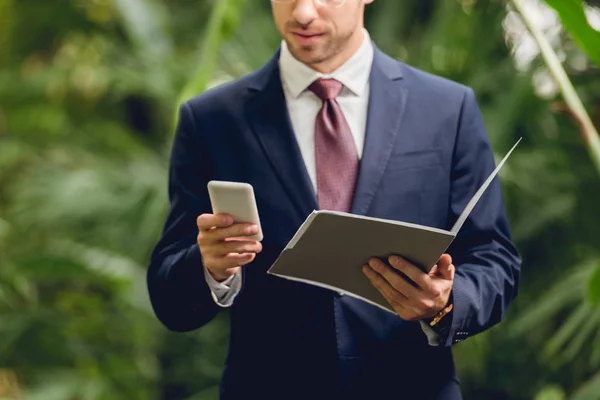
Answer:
[{"left": 267, "top": 139, "right": 521, "bottom": 314}]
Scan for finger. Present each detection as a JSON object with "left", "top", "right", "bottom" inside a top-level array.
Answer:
[
  {"left": 388, "top": 255, "right": 432, "bottom": 291},
  {"left": 367, "top": 258, "right": 420, "bottom": 298},
  {"left": 208, "top": 223, "right": 259, "bottom": 241},
  {"left": 436, "top": 254, "right": 452, "bottom": 271},
  {"left": 435, "top": 254, "right": 454, "bottom": 280},
  {"left": 211, "top": 252, "right": 256, "bottom": 271},
  {"left": 444, "top": 264, "right": 455, "bottom": 280},
  {"left": 362, "top": 264, "right": 408, "bottom": 308},
  {"left": 224, "top": 252, "right": 256, "bottom": 265},
  {"left": 197, "top": 213, "right": 233, "bottom": 231},
  {"left": 429, "top": 265, "right": 439, "bottom": 276},
  {"left": 363, "top": 265, "right": 418, "bottom": 319},
  {"left": 215, "top": 240, "right": 262, "bottom": 256},
  {"left": 377, "top": 282, "right": 414, "bottom": 319}
]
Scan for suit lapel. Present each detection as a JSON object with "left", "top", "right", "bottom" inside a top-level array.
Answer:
[
  {"left": 244, "top": 47, "right": 408, "bottom": 219},
  {"left": 245, "top": 52, "right": 319, "bottom": 220},
  {"left": 350, "top": 47, "right": 408, "bottom": 216}
]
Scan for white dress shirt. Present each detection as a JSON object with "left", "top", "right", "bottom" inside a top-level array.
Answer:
[
  {"left": 279, "top": 29, "right": 372, "bottom": 192},
  {"left": 202, "top": 29, "right": 442, "bottom": 345}
]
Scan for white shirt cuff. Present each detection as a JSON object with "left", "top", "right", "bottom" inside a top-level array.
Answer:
[
  {"left": 419, "top": 320, "right": 442, "bottom": 346},
  {"left": 203, "top": 265, "right": 242, "bottom": 308}
]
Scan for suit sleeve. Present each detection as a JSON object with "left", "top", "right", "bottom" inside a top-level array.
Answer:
[
  {"left": 436, "top": 88, "right": 522, "bottom": 347},
  {"left": 146, "top": 101, "right": 222, "bottom": 332}
]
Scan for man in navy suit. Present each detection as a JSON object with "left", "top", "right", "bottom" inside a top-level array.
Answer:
[{"left": 147, "top": 0, "right": 522, "bottom": 399}]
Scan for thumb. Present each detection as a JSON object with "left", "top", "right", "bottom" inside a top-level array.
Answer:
[
  {"left": 435, "top": 254, "right": 454, "bottom": 280},
  {"left": 429, "top": 264, "right": 439, "bottom": 276}
]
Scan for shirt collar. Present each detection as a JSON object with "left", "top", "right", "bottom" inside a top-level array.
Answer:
[{"left": 279, "top": 28, "right": 374, "bottom": 98}]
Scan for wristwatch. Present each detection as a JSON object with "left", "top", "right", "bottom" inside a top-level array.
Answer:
[
  {"left": 429, "top": 303, "right": 453, "bottom": 328},
  {"left": 425, "top": 292, "right": 454, "bottom": 335}
]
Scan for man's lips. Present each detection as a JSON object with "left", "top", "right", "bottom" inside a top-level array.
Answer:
[{"left": 291, "top": 32, "right": 325, "bottom": 46}]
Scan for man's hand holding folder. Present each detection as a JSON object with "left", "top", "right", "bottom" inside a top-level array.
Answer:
[
  {"left": 362, "top": 254, "right": 454, "bottom": 322},
  {"left": 267, "top": 138, "right": 522, "bottom": 318}
]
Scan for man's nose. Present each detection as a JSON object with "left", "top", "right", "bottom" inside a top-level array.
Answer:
[{"left": 292, "top": 0, "right": 319, "bottom": 27}]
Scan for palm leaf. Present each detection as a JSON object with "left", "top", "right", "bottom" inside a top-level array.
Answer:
[
  {"left": 544, "top": 302, "right": 591, "bottom": 359},
  {"left": 510, "top": 259, "right": 600, "bottom": 369},
  {"left": 112, "top": 0, "right": 172, "bottom": 60},
  {"left": 509, "top": 262, "right": 592, "bottom": 335},
  {"left": 562, "top": 306, "right": 600, "bottom": 363},
  {"left": 571, "top": 373, "right": 600, "bottom": 400},
  {"left": 48, "top": 239, "right": 153, "bottom": 314},
  {"left": 175, "top": 0, "right": 247, "bottom": 118},
  {"left": 22, "top": 369, "right": 107, "bottom": 400},
  {"left": 589, "top": 263, "right": 600, "bottom": 304},
  {"left": 543, "top": 0, "right": 600, "bottom": 66},
  {"left": 534, "top": 385, "right": 566, "bottom": 400},
  {"left": 112, "top": 0, "right": 174, "bottom": 99},
  {"left": 509, "top": 0, "right": 600, "bottom": 175}
]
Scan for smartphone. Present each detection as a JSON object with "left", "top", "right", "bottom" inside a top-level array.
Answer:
[{"left": 207, "top": 180, "right": 263, "bottom": 241}]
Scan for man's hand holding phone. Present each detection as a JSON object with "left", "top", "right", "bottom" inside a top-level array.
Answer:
[{"left": 196, "top": 213, "right": 262, "bottom": 282}]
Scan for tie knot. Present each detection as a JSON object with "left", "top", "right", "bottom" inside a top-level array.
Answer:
[{"left": 308, "top": 78, "right": 343, "bottom": 101}]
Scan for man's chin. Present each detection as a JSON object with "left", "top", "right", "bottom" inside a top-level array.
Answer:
[{"left": 288, "top": 45, "right": 327, "bottom": 66}]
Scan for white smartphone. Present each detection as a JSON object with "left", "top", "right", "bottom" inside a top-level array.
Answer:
[{"left": 207, "top": 180, "right": 263, "bottom": 241}]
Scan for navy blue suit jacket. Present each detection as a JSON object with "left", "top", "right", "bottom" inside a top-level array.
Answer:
[{"left": 147, "top": 45, "right": 521, "bottom": 400}]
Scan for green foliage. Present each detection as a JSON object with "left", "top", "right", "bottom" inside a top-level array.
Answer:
[
  {"left": 505, "top": 1, "right": 600, "bottom": 396},
  {"left": 571, "top": 374, "right": 600, "bottom": 400},
  {"left": 511, "top": 0, "right": 600, "bottom": 175},
  {"left": 544, "top": 0, "right": 600, "bottom": 66},
  {"left": 510, "top": 261, "right": 600, "bottom": 368},
  {"left": 1, "top": 0, "right": 600, "bottom": 399},
  {"left": 589, "top": 264, "right": 600, "bottom": 304},
  {"left": 535, "top": 385, "right": 566, "bottom": 400},
  {"left": 175, "top": 0, "right": 248, "bottom": 114}
]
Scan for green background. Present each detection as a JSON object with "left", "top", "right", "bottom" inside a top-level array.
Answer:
[{"left": 1, "top": 0, "right": 600, "bottom": 399}]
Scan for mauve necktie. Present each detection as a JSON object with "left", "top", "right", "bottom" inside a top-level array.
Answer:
[{"left": 308, "top": 78, "right": 359, "bottom": 213}]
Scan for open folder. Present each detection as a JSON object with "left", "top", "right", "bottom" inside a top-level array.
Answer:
[{"left": 267, "top": 138, "right": 522, "bottom": 314}]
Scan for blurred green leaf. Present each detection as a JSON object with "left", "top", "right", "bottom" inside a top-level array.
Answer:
[
  {"left": 589, "top": 263, "right": 600, "bottom": 304},
  {"left": 112, "top": 0, "right": 175, "bottom": 101},
  {"left": 544, "top": 302, "right": 590, "bottom": 358},
  {"left": 593, "top": 329, "right": 600, "bottom": 367},
  {"left": 510, "top": 0, "right": 600, "bottom": 175},
  {"left": 23, "top": 369, "right": 107, "bottom": 400},
  {"left": 0, "top": 0, "right": 13, "bottom": 64},
  {"left": 561, "top": 305, "right": 600, "bottom": 363},
  {"left": 544, "top": 0, "right": 600, "bottom": 66},
  {"left": 0, "top": 217, "right": 9, "bottom": 242},
  {"left": 510, "top": 262, "right": 592, "bottom": 335},
  {"left": 3, "top": 0, "right": 600, "bottom": 399},
  {"left": 112, "top": 0, "right": 172, "bottom": 59},
  {"left": 510, "top": 260, "right": 600, "bottom": 369},
  {"left": 175, "top": 0, "right": 247, "bottom": 114},
  {"left": 571, "top": 373, "right": 600, "bottom": 400},
  {"left": 535, "top": 385, "right": 566, "bottom": 400}
]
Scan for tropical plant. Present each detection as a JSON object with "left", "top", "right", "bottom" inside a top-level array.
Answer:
[
  {"left": 1, "top": 1, "right": 600, "bottom": 399},
  {"left": 510, "top": 0, "right": 600, "bottom": 175},
  {"left": 504, "top": 1, "right": 600, "bottom": 397}
]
